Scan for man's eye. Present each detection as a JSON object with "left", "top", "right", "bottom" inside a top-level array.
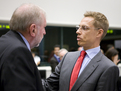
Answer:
[{"left": 82, "top": 26, "right": 89, "bottom": 30}]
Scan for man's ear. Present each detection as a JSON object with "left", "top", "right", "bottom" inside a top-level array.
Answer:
[
  {"left": 97, "top": 29, "right": 103, "bottom": 38},
  {"left": 29, "top": 24, "right": 36, "bottom": 37}
]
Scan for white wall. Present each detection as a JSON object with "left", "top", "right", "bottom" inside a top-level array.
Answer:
[{"left": 0, "top": 0, "right": 121, "bottom": 28}]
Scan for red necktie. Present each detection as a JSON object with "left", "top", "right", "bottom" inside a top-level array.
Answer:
[{"left": 69, "top": 51, "right": 86, "bottom": 91}]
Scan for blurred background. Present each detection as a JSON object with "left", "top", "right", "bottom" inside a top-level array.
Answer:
[{"left": 0, "top": 0, "right": 121, "bottom": 67}]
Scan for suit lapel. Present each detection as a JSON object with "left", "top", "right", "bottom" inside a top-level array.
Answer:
[
  {"left": 68, "top": 51, "right": 81, "bottom": 78},
  {"left": 71, "top": 51, "right": 102, "bottom": 91},
  {"left": 59, "top": 51, "right": 80, "bottom": 91}
]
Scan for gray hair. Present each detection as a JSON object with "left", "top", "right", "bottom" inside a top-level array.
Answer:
[
  {"left": 58, "top": 48, "right": 68, "bottom": 56},
  {"left": 9, "top": 3, "right": 46, "bottom": 31}
]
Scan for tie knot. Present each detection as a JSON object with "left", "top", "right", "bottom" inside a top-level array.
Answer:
[{"left": 80, "top": 50, "right": 86, "bottom": 56}]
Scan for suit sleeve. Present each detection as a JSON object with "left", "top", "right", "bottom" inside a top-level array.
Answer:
[
  {"left": 50, "top": 58, "right": 58, "bottom": 72},
  {"left": 1, "top": 47, "right": 39, "bottom": 91},
  {"left": 96, "top": 65, "right": 119, "bottom": 91},
  {"left": 44, "top": 63, "right": 61, "bottom": 91},
  {"left": 43, "top": 53, "right": 67, "bottom": 91}
]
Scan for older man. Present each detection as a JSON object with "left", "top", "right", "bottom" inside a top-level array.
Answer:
[{"left": 0, "top": 3, "right": 46, "bottom": 91}]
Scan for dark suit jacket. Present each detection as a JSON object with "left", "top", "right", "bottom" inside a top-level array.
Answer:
[
  {"left": 50, "top": 56, "right": 59, "bottom": 72},
  {"left": 45, "top": 51, "right": 119, "bottom": 91},
  {"left": 117, "top": 76, "right": 121, "bottom": 91},
  {"left": 0, "top": 30, "right": 43, "bottom": 91}
]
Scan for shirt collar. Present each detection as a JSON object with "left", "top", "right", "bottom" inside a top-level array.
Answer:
[
  {"left": 54, "top": 54, "right": 60, "bottom": 58},
  {"left": 81, "top": 46, "right": 100, "bottom": 59},
  {"left": 17, "top": 32, "right": 31, "bottom": 51}
]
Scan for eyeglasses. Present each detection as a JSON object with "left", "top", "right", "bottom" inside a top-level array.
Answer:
[{"left": 76, "top": 25, "right": 100, "bottom": 31}]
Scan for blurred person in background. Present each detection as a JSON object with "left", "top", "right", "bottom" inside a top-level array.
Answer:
[
  {"left": 106, "top": 44, "right": 114, "bottom": 51},
  {"left": 32, "top": 52, "right": 41, "bottom": 66},
  {"left": 0, "top": 3, "right": 46, "bottom": 91},
  {"left": 50, "top": 45, "right": 60, "bottom": 72},
  {"left": 58, "top": 48, "right": 68, "bottom": 60},
  {"left": 105, "top": 48, "right": 120, "bottom": 65}
]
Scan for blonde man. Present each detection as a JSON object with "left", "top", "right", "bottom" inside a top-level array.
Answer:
[{"left": 44, "top": 11, "right": 119, "bottom": 91}]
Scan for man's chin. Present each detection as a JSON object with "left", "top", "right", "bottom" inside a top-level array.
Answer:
[
  {"left": 77, "top": 42, "right": 80, "bottom": 46},
  {"left": 78, "top": 42, "right": 82, "bottom": 46}
]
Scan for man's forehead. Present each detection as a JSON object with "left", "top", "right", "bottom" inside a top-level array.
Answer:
[
  {"left": 81, "top": 17, "right": 94, "bottom": 22},
  {"left": 80, "top": 17, "right": 94, "bottom": 26}
]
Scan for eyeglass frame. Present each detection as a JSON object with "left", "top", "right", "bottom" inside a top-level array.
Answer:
[{"left": 76, "top": 25, "right": 101, "bottom": 31}]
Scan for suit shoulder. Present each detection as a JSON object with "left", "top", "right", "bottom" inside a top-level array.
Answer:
[
  {"left": 64, "top": 51, "right": 80, "bottom": 58},
  {"left": 0, "top": 30, "right": 28, "bottom": 54},
  {"left": 66, "top": 51, "right": 80, "bottom": 56},
  {"left": 100, "top": 54, "right": 117, "bottom": 67}
]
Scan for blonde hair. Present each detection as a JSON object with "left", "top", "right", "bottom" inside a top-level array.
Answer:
[{"left": 84, "top": 11, "right": 109, "bottom": 39}]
